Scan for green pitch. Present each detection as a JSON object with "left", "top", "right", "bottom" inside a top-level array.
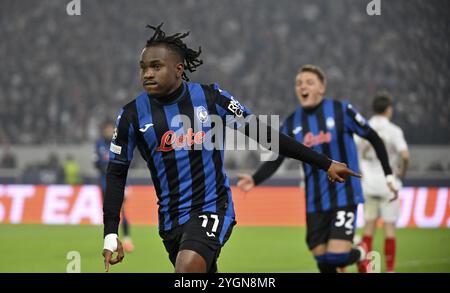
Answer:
[{"left": 0, "top": 224, "right": 449, "bottom": 273}]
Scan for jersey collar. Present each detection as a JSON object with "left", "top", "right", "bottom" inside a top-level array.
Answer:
[{"left": 148, "top": 81, "right": 187, "bottom": 105}]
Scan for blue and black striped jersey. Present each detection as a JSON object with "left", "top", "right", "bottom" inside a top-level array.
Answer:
[
  {"left": 108, "top": 81, "right": 251, "bottom": 236},
  {"left": 281, "top": 99, "right": 371, "bottom": 213}
]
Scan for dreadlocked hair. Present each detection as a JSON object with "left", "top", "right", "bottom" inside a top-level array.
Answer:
[{"left": 145, "top": 23, "right": 203, "bottom": 81}]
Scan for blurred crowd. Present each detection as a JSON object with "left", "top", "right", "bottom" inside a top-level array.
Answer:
[{"left": 0, "top": 0, "right": 448, "bottom": 147}]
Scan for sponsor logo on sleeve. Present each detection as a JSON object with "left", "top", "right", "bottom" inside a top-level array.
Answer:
[
  {"left": 110, "top": 143, "right": 122, "bottom": 155},
  {"left": 227, "top": 99, "right": 243, "bottom": 117}
]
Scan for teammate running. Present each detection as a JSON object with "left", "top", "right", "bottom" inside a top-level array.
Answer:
[{"left": 237, "top": 65, "right": 398, "bottom": 273}]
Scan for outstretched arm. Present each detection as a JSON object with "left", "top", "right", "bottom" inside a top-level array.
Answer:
[
  {"left": 239, "top": 115, "right": 331, "bottom": 170},
  {"left": 237, "top": 156, "right": 285, "bottom": 192},
  {"left": 241, "top": 116, "right": 360, "bottom": 181},
  {"left": 212, "top": 85, "right": 361, "bottom": 185},
  {"left": 252, "top": 156, "right": 285, "bottom": 186},
  {"left": 235, "top": 116, "right": 360, "bottom": 189}
]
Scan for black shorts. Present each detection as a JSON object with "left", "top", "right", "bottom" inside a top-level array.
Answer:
[
  {"left": 159, "top": 212, "right": 236, "bottom": 273},
  {"left": 306, "top": 205, "right": 357, "bottom": 250}
]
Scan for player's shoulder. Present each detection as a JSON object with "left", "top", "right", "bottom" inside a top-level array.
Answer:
[
  {"left": 280, "top": 108, "right": 301, "bottom": 133},
  {"left": 338, "top": 100, "right": 367, "bottom": 119},
  {"left": 199, "top": 82, "right": 238, "bottom": 103},
  {"left": 204, "top": 82, "right": 222, "bottom": 92},
  {"left": 204, "top": 82, "right": 228, "bottom": 96},
  {"left": 285, "top": 106, "right": 302, "bottom": 122},
  {"left": 321, "top": 98, "right": 355, "bottom": 116},
  {"left": 121, "top": 93, "right": 140, "bottom": 111},
  {"left": 184, "top": 81, "right": 218, "bottom": 91},
  {"left": 336, "top": 99, "right": 354, "bottom": 110},
  {"left": 388, "top": 121, "right": 405, "bottom": 136},
  {"left": 117, "top": 92, "right": 146, "bottom": 120},
  {"left": 183, "top": 81, "right": 221, "bottom": 100}
]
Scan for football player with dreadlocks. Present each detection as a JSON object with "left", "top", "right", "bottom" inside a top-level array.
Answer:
[{"left": 102, "top": 23, "right": 361, "bottom": 273}]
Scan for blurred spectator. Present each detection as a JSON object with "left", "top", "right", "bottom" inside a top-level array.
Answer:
[
  {"left": 22, "top": 164, "right": 42, "bottom": 184},
  {"left": 94, "top": 121, "right": 113, "bottom": 190},
  {"left": 428, "top": 161, "right": 445, "bottom": 172},
  {"left": 21, "top": 154, "right": 72, "bottom": 184},
  {"left": 0, "top": 0, "right": 448, "bottom": 146},
  {"left": 1, "top": 146, "right": 17, "bottom": 169},
  {"left": 63, "top": 155, "right": 82, "bottom": 184}
]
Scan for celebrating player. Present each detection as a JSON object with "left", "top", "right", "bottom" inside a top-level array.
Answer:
[
  {"left": 95, "top": 121, "right": 134, "bottom": 252},
  {"left": 101, "top": 25, "right": 360, "bottom": 273},
  {"left": 237, "top": 65, "right": 398, "bottom": 273},
  {"left": 356, "top": 93, "right": 410, "bottom": 273}
]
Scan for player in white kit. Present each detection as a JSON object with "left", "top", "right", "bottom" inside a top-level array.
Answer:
[{"left": 356, "top": 93, "right": 410, "bottom": 272}]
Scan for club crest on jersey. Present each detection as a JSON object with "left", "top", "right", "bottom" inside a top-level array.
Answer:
[
  {"left": 292, "top": 126, "right": 303, "bottom": 135},
  {"left": 326, "top": 117, "right": 335, "bottom": 129},
  {"left": 196, "top": 106, "right": 209, "bottom": 123}
]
